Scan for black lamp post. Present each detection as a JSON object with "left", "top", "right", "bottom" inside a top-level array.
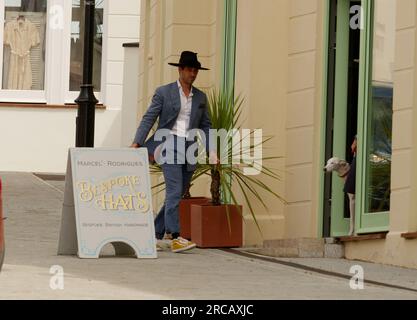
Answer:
[{"left": 75, "top": 0, "right": 98, "bottom": 148}]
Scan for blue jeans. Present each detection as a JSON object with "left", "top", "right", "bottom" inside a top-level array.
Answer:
[{"left": 154, "top": 135, "right": 194, "bottom": 239}]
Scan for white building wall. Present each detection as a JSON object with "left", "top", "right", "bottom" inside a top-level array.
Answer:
[{"left": 0, "top": 0, "right": 140, "bottom": 173}]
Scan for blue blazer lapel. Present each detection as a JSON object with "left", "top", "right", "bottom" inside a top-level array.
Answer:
[
  {"left": 190, "top": 88, "right": 202, "bottom": 125},
  {"left": 170, "top": 82, "right": 181, "bottom": 114}
]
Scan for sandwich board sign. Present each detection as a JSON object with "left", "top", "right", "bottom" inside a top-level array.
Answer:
[{"left": 58, "top": 148, "right": 157, "bottom": 259}]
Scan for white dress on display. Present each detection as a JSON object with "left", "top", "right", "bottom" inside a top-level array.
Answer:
[{"left": 3, "top": 18, "right": 40, "bottom": 90}]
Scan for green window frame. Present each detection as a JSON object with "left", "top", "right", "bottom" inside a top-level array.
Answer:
[
  {"left": 356, "top": 0, "right": 391, "bottom": 233},
  {"left": 220, "top": 0, "right": 237, "bottom": 204},
  {"left": 221, "top": 0, "right": 237, "bottom": 94},
  {"left": 319, "top": 0, "right": 393, "bottom": 237}
]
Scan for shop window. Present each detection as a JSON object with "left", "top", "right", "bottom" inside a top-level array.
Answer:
[
  {"left": 2, "top": 0, "right": 46, "bottom": 90},
  {"left": 0, "top": 0, "right": 105, "bottom": 104}
]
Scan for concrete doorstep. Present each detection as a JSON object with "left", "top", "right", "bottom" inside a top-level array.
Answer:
[{"left": 245, "top": 238, "right": 345, "bottom": 259}]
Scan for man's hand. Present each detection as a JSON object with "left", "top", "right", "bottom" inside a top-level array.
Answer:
[
  {"left": 351, "top": 139, "right": 357, "bottom": 155},
  {"left": 131, "top": 143, "right": 140, "bottom": 149}
]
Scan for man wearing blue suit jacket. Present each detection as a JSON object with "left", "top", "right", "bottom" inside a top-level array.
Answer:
[{"left": 131, "top": 51, "right": 218, "bottom": 253}]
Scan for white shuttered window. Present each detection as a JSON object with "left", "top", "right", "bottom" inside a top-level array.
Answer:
[{"left": 0, "top": 0, "right": 105, "bottom": 104}]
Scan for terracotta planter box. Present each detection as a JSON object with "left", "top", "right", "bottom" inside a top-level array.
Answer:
[
  {"left": 191, "top": 204, "right": 243, "bottom": 248},
  {"left": 179, "top": 197, "right": 210, "bottom": 240},
  {"left": 0, "top": 179, "right": 5, "bottom": 271}
]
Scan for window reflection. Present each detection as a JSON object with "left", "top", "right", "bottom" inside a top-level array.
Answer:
[
  {"left": 70, "top": 0, "right": 103, "bottom": 92},
  {"left": 365, "top": 0, "right": 395, "bottom": 213}
]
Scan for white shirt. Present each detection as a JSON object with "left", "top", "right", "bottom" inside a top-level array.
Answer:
[{"left": 170, "top": 80, "right": 193, "bottom": 138}]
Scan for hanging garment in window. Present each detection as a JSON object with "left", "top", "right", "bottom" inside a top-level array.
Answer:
[{"left": 3, "top": 18, "right": 40, "bottom": 90}]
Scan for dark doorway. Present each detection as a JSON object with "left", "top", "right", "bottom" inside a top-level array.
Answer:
[{"left": 323, "top": 0, "right": 360, "bottom": 236}]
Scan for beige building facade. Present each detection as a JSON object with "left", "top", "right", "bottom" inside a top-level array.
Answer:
[{"left": 137, "top": 0, "right": 417, "bottom": 269}]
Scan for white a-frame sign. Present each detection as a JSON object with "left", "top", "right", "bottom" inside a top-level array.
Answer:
[{"left": 58, "top": 148, "right": 157, "bottom": 259}]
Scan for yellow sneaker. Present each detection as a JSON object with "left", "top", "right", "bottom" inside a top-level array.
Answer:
[
  {"left": 171, "top": 237, "right": 197, "bottom": 253},
  {"left": 156, "top": 239, "right": 171, "bottom": 251}
]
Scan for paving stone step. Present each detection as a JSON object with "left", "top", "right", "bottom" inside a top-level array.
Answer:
[{"left": 245, "top": 238, "right": 344, "bottom": 259}]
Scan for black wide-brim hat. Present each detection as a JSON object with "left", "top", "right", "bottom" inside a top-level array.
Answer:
[{"left": 168, "top": 51, "right": 209, "bottom": 70}]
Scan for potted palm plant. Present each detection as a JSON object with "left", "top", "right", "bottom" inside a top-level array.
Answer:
[{"left": 190, "top": 89, "right": 285, "bottom": 248}]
